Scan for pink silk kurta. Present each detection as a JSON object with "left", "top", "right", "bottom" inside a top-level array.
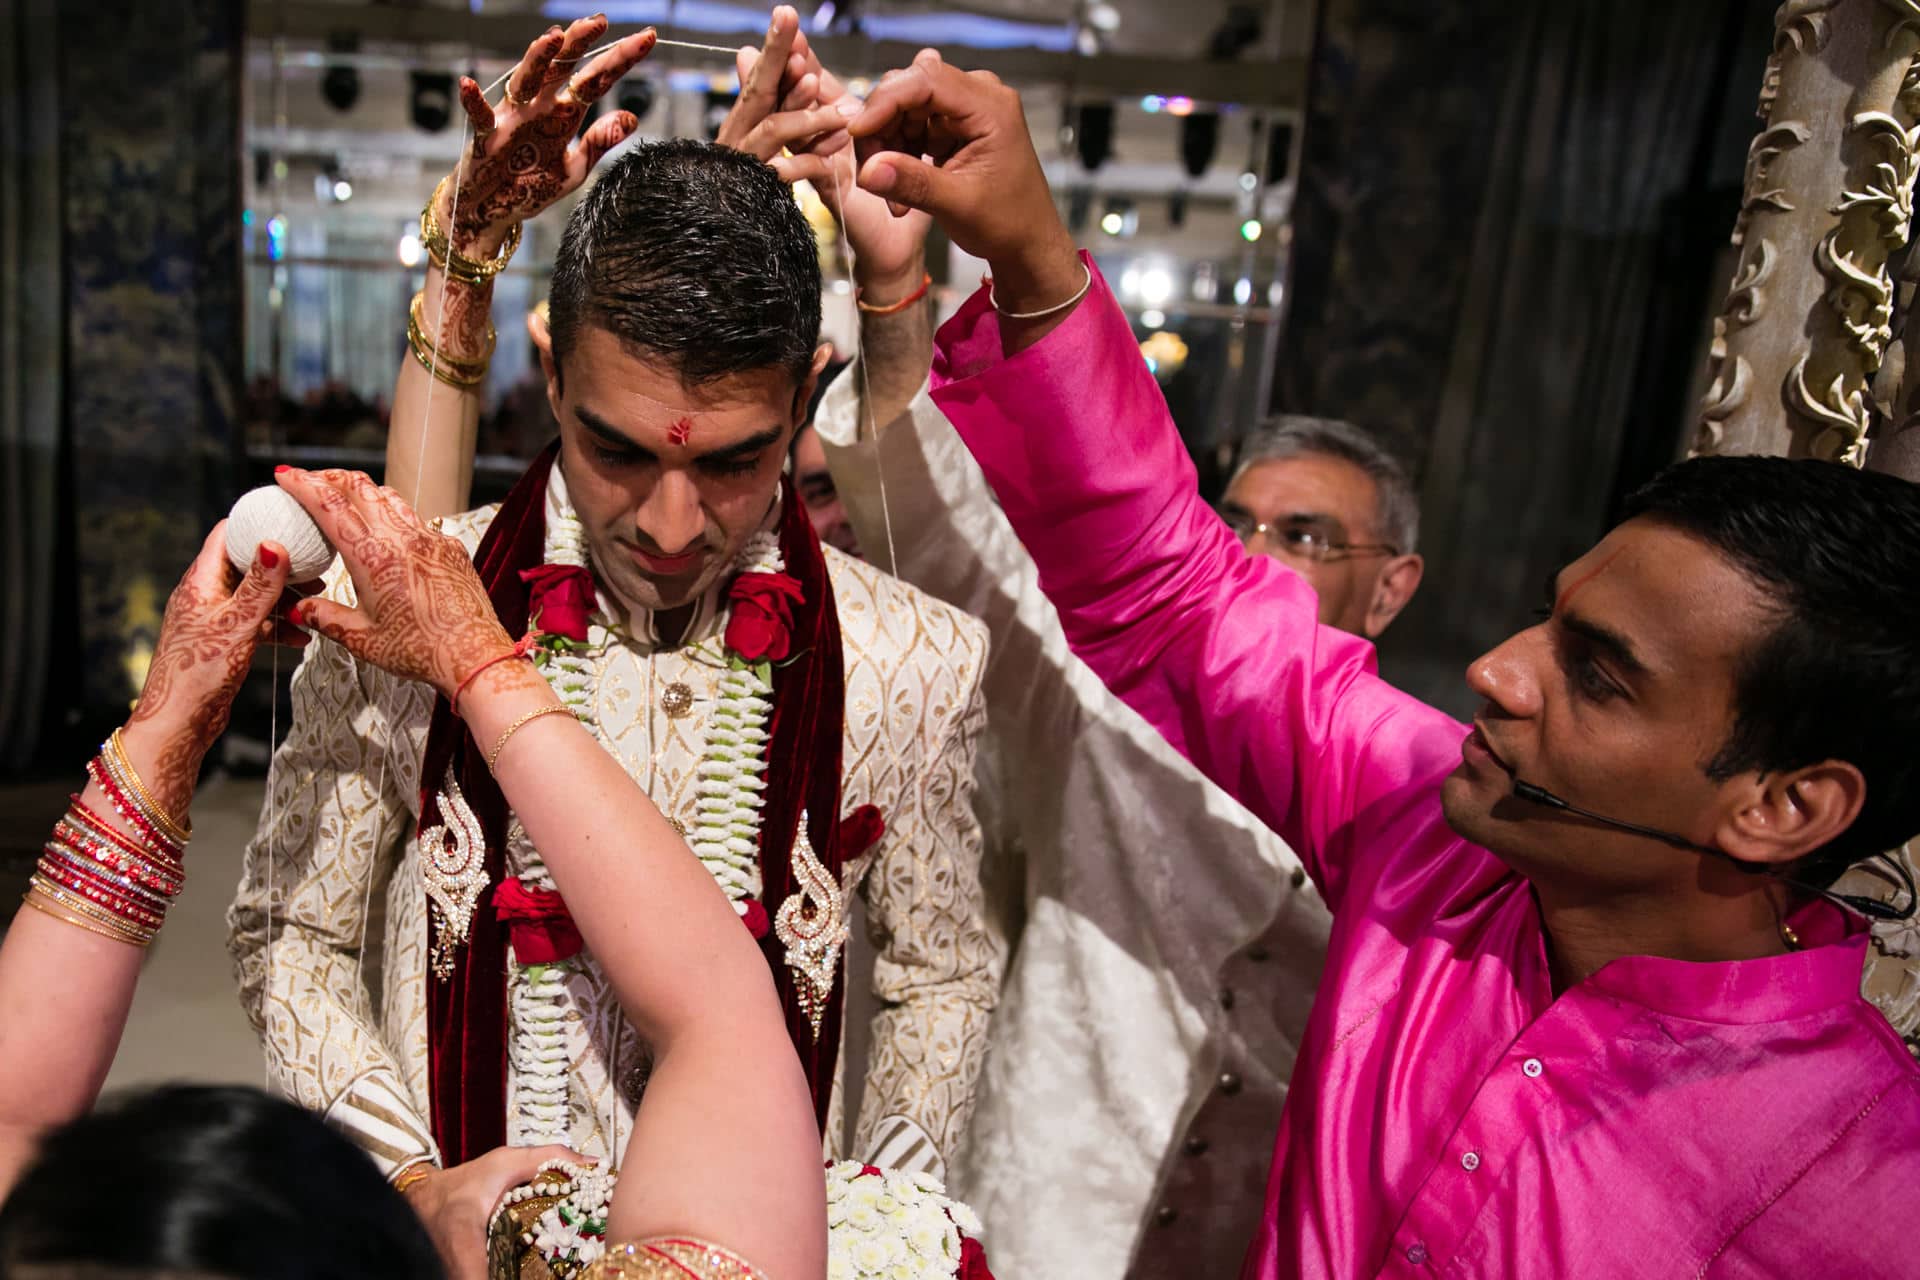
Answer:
[{"left": 930, "top": 256, "right": 1920, "bottom": 1279}]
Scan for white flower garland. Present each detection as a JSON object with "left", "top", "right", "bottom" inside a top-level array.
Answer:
[
  {"left": 825, "top": 1161, "right": 984, "bottom": 1280},
  {"left": 494, "top": 1159, "right": 986, "bottom": 1279},
  {"left": 506, "top": 491, "right": 781, "bottom": 1149}
]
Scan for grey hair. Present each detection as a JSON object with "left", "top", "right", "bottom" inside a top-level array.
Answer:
[{"left": 1229, "top": 415, "right": 1420, "bottom": 554}]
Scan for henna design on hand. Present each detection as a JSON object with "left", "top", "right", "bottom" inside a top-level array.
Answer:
[
  {"left": 125, "top": 522, "right": 293, "bottom": 816},
  {"left": 441, "top": 17, "right": 654, "bottom": 253},
  {"left": 279, "top": 469, "right": 519, "bottom": 699}
]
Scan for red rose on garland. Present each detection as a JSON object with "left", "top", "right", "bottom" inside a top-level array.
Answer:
[
  {"left": 520, "top": 564, "right": 595, "bottom": 644},
  {"left": 492, "top": 877, "right": 583, "bottom": 965},
  {"left": 725, "top": 571, "right": 804, "bottom": 662}
]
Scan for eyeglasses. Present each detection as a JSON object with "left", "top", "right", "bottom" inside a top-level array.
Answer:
[{"left": 1217, "top": 506, "right": 1399, "bottom": 564}]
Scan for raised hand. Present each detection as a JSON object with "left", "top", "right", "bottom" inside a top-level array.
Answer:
[
  {"left": 122, "top": 524, "right": 297, "bottom": 819},
  {"left": 444, "top": 15, "right": 658, "bottom": 256},
  {"left": 727, "top": 16, "right": 931, "bottom": 300},
  {"left": 401, "top": 1145, "right": 585, "bottom": 1280},
  {"left": 848, "top": 49, "right": 1081, "bottom": 314},
  {"left": 716, "top": 6, "right": 851, "bottom": 183},
  {"left": 275, "top": 468, "right": 516, "bottom": 701}
]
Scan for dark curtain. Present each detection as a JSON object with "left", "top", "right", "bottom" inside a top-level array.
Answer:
[
  {"left": 1279, "top": 0, "right": 1770, "bottom": 715},
  {"left": 0, "top": 0, "right": 62, "bottom": 770}
]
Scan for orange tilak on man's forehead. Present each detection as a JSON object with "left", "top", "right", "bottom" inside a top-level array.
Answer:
[{"left": 1555, "top": 550, "right": 1623, "bottom": 613}]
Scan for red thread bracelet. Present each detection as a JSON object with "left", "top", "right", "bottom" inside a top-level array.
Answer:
[
  {"left": 451, "top": 634, "right": 540, "bottom": 716},
  {"left": 856, "top": 272, "right": 932, "bottom": 316}
]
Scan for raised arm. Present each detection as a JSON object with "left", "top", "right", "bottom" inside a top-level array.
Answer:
[
  {"left": 386, "top": 17, "right": 655, "bottom": 519},
  {"left": 0, "top": 527, "right": 294, "bottom": 1195},
  {"left": 279, "top": 469, "right": 825, "bottom": 1280},
  {"left": 846, "top": 54, "right": 1464, "bottom": 900}
]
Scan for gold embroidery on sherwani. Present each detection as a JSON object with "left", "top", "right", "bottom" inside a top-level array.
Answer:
[{"left": 231, "top": 506, "right": 998, "bottom": 1179}]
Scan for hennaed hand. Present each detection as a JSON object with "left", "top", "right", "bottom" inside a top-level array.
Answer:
[{"left": 274, "top": 467, "right": 515, "bottom": 699}]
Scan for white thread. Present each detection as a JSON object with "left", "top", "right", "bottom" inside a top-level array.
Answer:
[
  {"left": 829, "top": 158, "right": 900, "bottom": 576},
  {"left": 265, "top": 641, "right": 277, "bottom": 1094},
  {"left": 482, "top": 35, "right": 742, "bottom": 99}
]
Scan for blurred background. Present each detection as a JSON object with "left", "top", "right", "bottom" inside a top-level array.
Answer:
[{"left": 1, "top": 0, "right": 1775, "bottom": 905}]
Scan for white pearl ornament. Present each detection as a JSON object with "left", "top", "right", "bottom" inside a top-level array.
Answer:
[{"left": 224, "top": 485, "right": 336, "bottom": 582}]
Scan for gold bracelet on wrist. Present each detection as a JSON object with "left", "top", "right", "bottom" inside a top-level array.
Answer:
[
  {"left": 487, "top": 703, "right": 577, "bottom": 772},
  {"left": 25, "top": 881, "right": 157, "bottom": 946},
  {"left": 104, "top": 728, "right": 191, "bottom": 847},
  {"left": 391, "top": 1160, "right": 436, "bottom": 1194},
  {"left": 21, "top": 890, "right": 152, "bottom": 946},
  {"left": 420, "top": 176, "right": 522, "bottom": 285},
  {"left": 407, "top": 290, "right": 494, "bottom": 390}
]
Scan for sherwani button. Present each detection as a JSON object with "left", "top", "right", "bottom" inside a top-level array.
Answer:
[
  {"left": 1184, "top": 1135, "right": 1209, "bottom": 1156},
  {"left": 1218, "top": 1071, "right": 1242, "bottom": 1095},
  {"left": 1218, "top": 987, "right": 1235, "bottom": 1011},
  {"left": 1154, "top": 1205, "right": 1178, "bottom": 1226},
  {"left": 1289, "top": 866, "right": 1307, "bottom": 888}
]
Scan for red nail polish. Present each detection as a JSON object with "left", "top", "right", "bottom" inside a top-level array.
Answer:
[
  {"left": 258, "top": 546, "right": 280, "bottom": 569},
  {"left": 275, "top": 464, "right": 290, "bottom": 475},
  {"left": 286, "top": 602, "right": 305, "bottom": 626}
]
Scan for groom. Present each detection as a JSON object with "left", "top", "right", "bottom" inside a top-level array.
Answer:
[{"left": 228, "top": 116, "right": 995, "bottom": 1278}]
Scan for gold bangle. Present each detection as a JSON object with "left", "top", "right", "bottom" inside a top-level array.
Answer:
[
  {"left": 21, "top": 890, "right": 151, "bottom": 947},
  {"left": 391, "top": 1160, "right": 436, "bottom": 1194},
  {"left": 487, "top": 703, "right": 577, "bottom": 772},
  {"left": 30, "top": 871, "right": 165, "bottom": 930},
  {"left": 24, "top": 883, "right": 155, "bottom": 946},
  {"left": 420, "top": 176, "right": 523, "bottom": 285},
  {"left": 406, "top": 292, "right": 493, "bottom": 390},
  {"left": 104, "top": 728, "right": 191, "bottom": 847},
  {"left": 408, "top": 291, "right": 496, "bottom": 368}
]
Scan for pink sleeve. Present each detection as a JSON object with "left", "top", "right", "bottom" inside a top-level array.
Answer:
[{"left": 930, "top": 256, "right": 1463, "bottom": 908}]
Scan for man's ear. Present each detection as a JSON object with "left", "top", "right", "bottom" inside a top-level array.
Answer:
[
  {"left": 529, "top": 302, "right": 562, "bottom": 420},
  {"left": 789, "top": 342, "right": 834, "bottom": 424},
  {"left": 1713, "top": 760, "right": 1867, "bottom": 869},
  {"left": 1363, "top": 553, "right": 1425, "bottom": 639}
]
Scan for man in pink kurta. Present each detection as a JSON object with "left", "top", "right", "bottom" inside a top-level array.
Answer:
[
  {"left": 833, "top": 51, "right": 1920, "bottom": 1278},
  {"left": 932, "top": 261, "right": 1920, "bottom": 1276}
]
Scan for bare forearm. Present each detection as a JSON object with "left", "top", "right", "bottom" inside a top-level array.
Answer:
[
  {"left": 0, "top": 722, "right": 185, "bottom": 1181},
  {"left": 459, "top": 668, "right": 822, "bottom": 1270},
  {"left": 855, "top": 256, "right": 934, "bottom": 434},
  {"left": 386, "top": 260, "right": 488, "bottom": 520}
]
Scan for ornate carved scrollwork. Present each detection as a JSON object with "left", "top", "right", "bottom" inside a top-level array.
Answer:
[
  {"left": 1787, "top": 351, "right": 1875, "bottom": 462},
  {"left": 1735, "top": 123, "right": 1814, "bottom": 246},
  {"left": 1776, "top": 0, "right": 1847, "bottom": 53}
]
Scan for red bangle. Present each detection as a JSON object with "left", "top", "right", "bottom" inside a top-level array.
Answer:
[
  {"left": 856, "top": 272, "right": 932, "bottom": 316},
  {"left": 86, "top": 758, "right": 184, "bottom": 861},
  {"left": 65, "top": 799, "right": 185, "bottom": 878},
  {"left": 451, "top": 634, "right": 539, "bottom": 716}
]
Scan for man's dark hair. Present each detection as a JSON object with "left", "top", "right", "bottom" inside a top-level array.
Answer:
[
  {"left": 549, "top": 139, "right": 821, "bottom": 387},
  {"left": 0, "top": 1084, "right": 444, "bottom": 1278},
  {"left": 1621, "top": 455, "right": 1920, "bottom": 885}
]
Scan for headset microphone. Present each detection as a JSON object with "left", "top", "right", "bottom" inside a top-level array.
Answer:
[{"left": 1509, "top": 777, "right": 1916, "bottom": 923}]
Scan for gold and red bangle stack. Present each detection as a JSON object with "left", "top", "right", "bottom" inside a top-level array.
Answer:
[{"left": 26, "top": 735, "right": 189, "bottom": 947}]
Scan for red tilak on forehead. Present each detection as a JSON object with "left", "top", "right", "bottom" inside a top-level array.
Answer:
[
  {"left": 667, "top": 416, "right": 694, "bottom": 447},
  {"left": 1555, "top": 550, "right": 1623, "bottom": 613}
]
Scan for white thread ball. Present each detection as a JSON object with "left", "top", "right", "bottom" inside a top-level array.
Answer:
[{"left": 225, "top": 485, "right": 336, "bottom": 582}]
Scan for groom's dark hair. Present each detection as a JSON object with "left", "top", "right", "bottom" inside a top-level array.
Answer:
[{"left": 549, "top": 138, "right": 823, "bottom": 388}]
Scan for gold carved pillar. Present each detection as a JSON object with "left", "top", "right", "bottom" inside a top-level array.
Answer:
[{"left": 1695, "top": 0, "right": 1920, "bottom": 462}]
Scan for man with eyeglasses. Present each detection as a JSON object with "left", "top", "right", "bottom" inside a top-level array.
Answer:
[{"left": 1216, "top": 417, "right": 1425, "bottom": 640}]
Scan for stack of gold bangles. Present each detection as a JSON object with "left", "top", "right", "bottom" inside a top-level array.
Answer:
[
  {"left": 419, "top": 175, "right": 522, "bottom": 286},
  {"left": 408, "top": 176, "right": 521, "bottom": 389},
  {"left": 407, "top": 290, "right": 496, "bottom": 390},
  {"left": 29, "top": 729, "right": 190, "bottom": 948}
]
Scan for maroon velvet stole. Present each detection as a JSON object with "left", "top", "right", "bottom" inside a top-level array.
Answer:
[{"left": 418, "top": 445, "right": 854, "bottom": 1164}]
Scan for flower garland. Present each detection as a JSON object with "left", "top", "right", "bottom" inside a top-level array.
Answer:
[
  {"left": 825, "top": 1161, "right": 989, "bottom": 1280},
  {"left": 500, "top": 484, "right": 805, "bottom": 1148},
  {"left": 490, "top": 1159, "right": 992, "bottom": 1280}
]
